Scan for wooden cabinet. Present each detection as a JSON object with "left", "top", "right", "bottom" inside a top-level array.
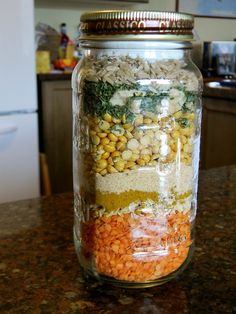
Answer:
[
  {"left": 201, "top": 95, "right": 236, "bottom": 169},
  {"left": 39, "top": 78, "right": 73, "bottom": 193}
]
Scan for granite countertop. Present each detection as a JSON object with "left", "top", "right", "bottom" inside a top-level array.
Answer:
[{"left": 0, "top": 166, "right": 236, "bottom": 314}]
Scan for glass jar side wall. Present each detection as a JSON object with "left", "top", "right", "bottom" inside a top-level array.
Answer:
[{"left": 73, "top": 44, "right": 202, "bottom": 287}]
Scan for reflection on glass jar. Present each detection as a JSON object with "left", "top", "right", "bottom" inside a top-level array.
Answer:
[{"left": 72, "top": 11, "right": 203, "bottom": 288}]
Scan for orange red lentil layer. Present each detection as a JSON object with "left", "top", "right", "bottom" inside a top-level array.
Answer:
[{"left": 81, "top": 211, "right": 192, "bottom": 282}]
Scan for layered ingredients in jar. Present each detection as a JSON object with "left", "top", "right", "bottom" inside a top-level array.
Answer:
[{"left": 74, "top": 55, "right": 201, "bottom": 283}]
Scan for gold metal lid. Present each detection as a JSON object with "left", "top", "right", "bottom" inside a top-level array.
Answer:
[{"left": 79, "top": 10, "right": 194, "bottom": 41}]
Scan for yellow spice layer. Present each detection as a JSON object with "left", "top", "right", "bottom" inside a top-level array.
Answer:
[
  {"left": 95, "top": 190, "right": 159, "bottom": 212},
  {"left": 94, "top": 189, "right": 192, "bottom": 212}
]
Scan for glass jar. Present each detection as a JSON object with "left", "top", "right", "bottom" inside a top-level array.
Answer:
[{"left": 72, "top": 11, "right": 202, "bottom": 288}]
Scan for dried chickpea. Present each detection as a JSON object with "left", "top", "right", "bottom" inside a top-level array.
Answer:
[
  {"left": 119, "top": 135, "right": 128, "bottom": 143},
  {"left": 169, "top": 140, "right": 177, "bottom": 152},
  {"left": 98, "top": 132, "right": 107, "bottom": 138},
  {"left": 114, "top": 160, "right": 125, "bottom": 171},
  {"left": 130, "top": 164, "right": 138, "bottom": 170},
  {"left": 140, "top": 135, "right": 151, "bottom": 146},
  {"left": 108, "top": 133, "right": 118, "bottom": 142},
  {"left": 141, "top": 148, "right": 151, "bottom": 155},
  {"left": 102, "top": 152, "right": 110, "bottom": 159},
  {"left": 97, "top": 144, "right": 104, "bottom": 152},
  {"left": 112, "top": 117, "right": 121, "bottom": 123},
  {"left": 123, "top": 123, "right": 132, "bottom": 130},
  {"left": 109, "top": 141, "right": 116, "bottom": 147},
  {"left": 125, "top": 130, "right": 133, "bottom": 139},
  {"left": 111, "top": 151, "right": 120, "bottom": 158},
  {"left": 127, "top": 138, "right": 139, "bottom": 150},
  {"left": 103, "top": 113, "right": 112, "bottom": 122},
  {"left": 143, "top": 118, "right": 152, "bottom": 124},
  {"left": 154, "top": 130, "right": 162, "bottom": 140},
  {"left": 123, "top": 123, "right": 134, "bottom": 132},
  {"left": 137, "top": 158, "right": 146, "bottom": 166},
  {"left": 130, "top": 153, "right": 139, "bottom": 161},
  {"left": 94, "top": 154, "right": 101, "bottom": 161},
  {"left": 134, "top": 115, "right": 143, "bottom": 126},
  {"left": 152, "top": 144, "right": 160, "bottom": 154},
  {"left": 121, "top": 114, "right": 126, "bottom": 124},
  {"left": 108, "top": 157, "right": 114, "bottom": 165},
  {"left": 133, "top": 130, "right": 143, "bottom": 140},
  {"left": 111, "top": 125, "right": 125, "bottom": 136},
  {"left": 171, "top": 130, "right": 180, "bottom": 140},
  {"left": 151, "top": 116, "right": 158, "bottom": 123},
  {"left": 138, "top": 144, "right": 145, "bottom": 151},
  {"left": 122, "top": 150, "right": 132, "bottom": 160},
  {"left": 104, "top": 145, "right": 116, "bottom": 153},
  {"left": 173, "top": 111, "right": 182, "bottom": 119},
  {"left": 127, "top": 126, "right": 134, "bottom": 132},
  {"left": 91, "top": 135, "right": 100, "bottom": 145},
  {"left": 96, "top": 159, "right": 108, "bottom": 170},
  {"left": 116, "top": 141, "right": 126, "bottom": 152},
  {"left": 125, "top": 161, "right": 136, "bottom": 169},
  {"left": 107, "top": 165, "right": 118, "bottom": 173},
  {"left": 99, "top": 169, "right": 107, "bottom": 176},
  {"left": 170, "top": 142, "right": 178, "bottom": 152},
  {"left": 184, "top": 112, "right": 195, "bottom": 121},
  {"left": 142, "top": 155, "right": 151, "bottom": 163},
  {"left": 145, "top": 112, "right": 156, "bottom": 120},
  {"left": 100, "top": 137, "right": 110, "bottom": 146},
  {"left": 146, "top": 130, "right": 155, "bottom": 138},
  {"left": 99, "top": 120, "right": 110, "bottom": 131}
]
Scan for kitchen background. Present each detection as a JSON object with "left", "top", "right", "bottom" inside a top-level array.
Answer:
[
  {"left": 35, "top": 0, "right": 236, "bottom": 41},
  {"left": 1, "top": 0, "right": 236, "bottom": 204}
]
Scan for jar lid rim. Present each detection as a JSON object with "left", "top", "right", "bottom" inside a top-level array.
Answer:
[
  {"left": 79, "top": 10, "right": 194, "bottom": 42},
  {"left": 80, "top": 10, "right": 194, "bottom": 22}
]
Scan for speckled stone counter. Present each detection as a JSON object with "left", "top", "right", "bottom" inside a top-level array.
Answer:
[{"left": 0, "top": 166, "right": 236, "bottom": 314}]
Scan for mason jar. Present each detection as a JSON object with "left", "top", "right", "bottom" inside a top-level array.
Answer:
[{"left": 72, "top": 11, "right": 202, "bottom": 288}]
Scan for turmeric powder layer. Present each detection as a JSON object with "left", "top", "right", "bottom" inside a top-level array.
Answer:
[
  {"left": 95, "top": 190, "right": 158, "bottom": 212},
  {"left": 80, "top": 211, "right": 192, "bottom": 282}
]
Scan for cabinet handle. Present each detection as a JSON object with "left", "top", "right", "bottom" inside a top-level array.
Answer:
[{"left": 0, "top": 124, "right": 18, "bottom": 135}]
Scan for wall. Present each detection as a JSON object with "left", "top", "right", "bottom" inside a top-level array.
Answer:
[
  {"left": 34, "top": 0, "right": 177, "bottom": 39},
  {"left": 35, "top": 0, "right": 236, "bottom": 42},
  {"left": 35, "top": 0, "right": 236, "bottom": 67},
  {"left": 194, "top": 18, "right": 236, "bottom": 41}
]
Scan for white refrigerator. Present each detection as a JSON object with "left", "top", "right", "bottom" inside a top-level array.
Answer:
[{"left": 0, "top": 0, "right": 40, "bottom": 203}]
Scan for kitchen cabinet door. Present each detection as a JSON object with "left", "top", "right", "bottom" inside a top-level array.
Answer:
[
  {"left": 41, "top": 80, "right": 72, "bottom": 193},
  {"left": 201, "top": 96, "right": 236, "bottom": 169}
]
